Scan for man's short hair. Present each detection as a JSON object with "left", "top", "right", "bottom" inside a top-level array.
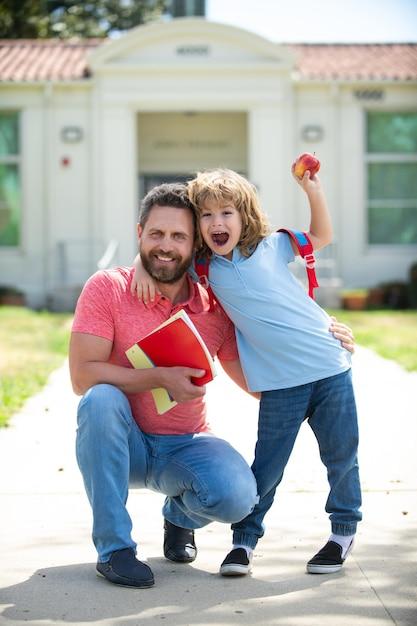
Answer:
[{"left": 139, "top": 183, "right": 198, "bottom": 237}]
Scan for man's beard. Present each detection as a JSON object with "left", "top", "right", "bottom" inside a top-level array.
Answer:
[{"left": 140, "top": 249, "right": 193, "bottom": 284}]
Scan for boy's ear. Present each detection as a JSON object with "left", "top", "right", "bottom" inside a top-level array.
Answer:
[{"left": 137, "top": 223, "right": 142, "bottom": 241}]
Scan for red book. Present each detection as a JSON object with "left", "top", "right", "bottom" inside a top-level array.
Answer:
[{"left": 125, "top": 309, "right": 217, "bottom": 414}]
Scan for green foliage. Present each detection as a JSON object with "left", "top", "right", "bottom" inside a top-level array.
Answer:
[
  {"left": 0, "top": 307, "right": 72, "bottom": 427},
  {"left": 1, "top": 307, "right": 415, "bottom": 428},
  {"left": 327, "top": 309, "right": 417, "bottom": 372},
  {"left": 0, "top": 285, "right": 24, "bottom": 297},
  {"left": 0, "top": 0, "right": 167, "bottom": 39}
]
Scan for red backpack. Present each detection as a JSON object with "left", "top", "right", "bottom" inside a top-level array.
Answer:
[{"left": 194, "top": 229, "right": 319, "bottom": 312}]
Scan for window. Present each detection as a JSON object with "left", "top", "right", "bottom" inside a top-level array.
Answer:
[
  {"left": 366, "top": 111, "right": 417, "bottom": 244},
  {"left": 0, "top": 111, "right": 20, "bottom": 247}
]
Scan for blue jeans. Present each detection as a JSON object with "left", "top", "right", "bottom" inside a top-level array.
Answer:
[
  {"left": 76, "top": 384, "right": 258, "bottom": 562},
  {"left": 232, "top": 369, "right": 362, "bottom": 549}
]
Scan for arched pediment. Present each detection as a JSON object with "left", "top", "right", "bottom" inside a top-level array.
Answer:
[{"left": 88, "top": 18, "right": 294, "bottom": 71}]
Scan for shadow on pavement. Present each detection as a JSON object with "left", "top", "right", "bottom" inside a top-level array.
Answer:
[{"left": 0, "top": 558, "right": 338, "bottom": 625}]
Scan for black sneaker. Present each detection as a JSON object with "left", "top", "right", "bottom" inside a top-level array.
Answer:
[
  {"left": 96, "top": 548, "right": 154, "bottom": 588},
  {"left": 220, "top": 548, "right": 252, "bottom": 576},
  {"left": 306, "top": 539, "right": 354, "bottom": 574},
  {"left": 163, "top": 519, "right": 197, "bottom": 563}
]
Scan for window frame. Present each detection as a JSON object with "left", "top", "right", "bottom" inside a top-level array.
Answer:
[
  {"left": 365, "top": 109, "right": 417, "bottom": 247},
  {"left": 0, "top": 109, "right": 21, "bottom": 249}
]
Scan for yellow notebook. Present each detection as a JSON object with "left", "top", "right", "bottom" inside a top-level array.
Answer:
[{"left": 125, "top": 344, "right": 177, "bottom": 415}]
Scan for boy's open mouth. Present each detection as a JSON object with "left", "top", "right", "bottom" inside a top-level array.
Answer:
[{"left": 211, "top": 232, "right": 229, "bottom": 246}]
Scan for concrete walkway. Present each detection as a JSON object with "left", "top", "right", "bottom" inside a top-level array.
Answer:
[{"left": 0, "top": 347, "right": 416, "bottom": 626}]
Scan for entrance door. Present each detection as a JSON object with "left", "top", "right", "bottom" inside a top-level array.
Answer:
[
  {"left": 137, "top": 111, "right": 247, "bottom": 200},
  {"left": 141, "top": 173, "right": 192, "bottom": 196}
]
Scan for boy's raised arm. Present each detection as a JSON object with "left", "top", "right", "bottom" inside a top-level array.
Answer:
[{"left": 292, "top": 162, "right": 333, "bottom": 252}]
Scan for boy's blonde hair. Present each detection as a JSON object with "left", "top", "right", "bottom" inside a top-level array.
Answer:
[{"left": 187, "top": 169, "right": 270, "bottom": 258}]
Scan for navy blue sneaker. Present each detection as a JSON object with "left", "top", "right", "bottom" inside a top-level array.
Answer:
[
  {"left": 220, "top": 548, "right": 252, "bottom": 576},
  {"left": 307, "top": 539, "right": 354, "bottom": 574},
  {"left": 96, "top": 548, "right": 154, "bottom": 588}
]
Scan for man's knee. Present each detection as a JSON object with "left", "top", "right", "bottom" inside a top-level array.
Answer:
[
  {"left": 207, "top": 469, "right": 258, "bottom": 523},
  {"left": 77, "top": 384, "right": 131, "bottom": 431},
  {"left": 226, "top": 472, "right": 258, "bottom": 522}
]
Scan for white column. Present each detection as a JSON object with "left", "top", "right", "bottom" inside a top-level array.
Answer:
[
  {"left": 99, "top": 105, "right": 137, "bottom": 266},
  {"left": 248, "top": 103, "right": 293, "bottom": 229}
]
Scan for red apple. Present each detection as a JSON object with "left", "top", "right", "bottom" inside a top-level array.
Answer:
[{"left": 293, "top": 152, "right": 320, "bottom": 178}]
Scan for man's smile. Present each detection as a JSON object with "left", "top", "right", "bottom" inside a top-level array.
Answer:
[{"left": 154, "top": 253, "right": 177, "bottom": 263}]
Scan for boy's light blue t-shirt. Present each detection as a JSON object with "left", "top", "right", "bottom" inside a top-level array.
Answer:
[{"left": 202, "top": 232, "right": 351, "bottom": 392}]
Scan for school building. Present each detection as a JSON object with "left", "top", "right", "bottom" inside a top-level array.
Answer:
[{"left": 0, "top": 17, "right": 416, "bottom": 308}]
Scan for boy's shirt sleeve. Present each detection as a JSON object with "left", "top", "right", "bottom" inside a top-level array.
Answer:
[
  {"left": 72, "top": 271, "right": 115, "bottom": 342},
  {"left": 275, "top": 231, "right": 295, "bottom": 265}
]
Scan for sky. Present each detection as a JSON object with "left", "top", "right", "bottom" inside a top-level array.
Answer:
[{"left": 206, "top": 0, "right": 417, "bottom": 43}]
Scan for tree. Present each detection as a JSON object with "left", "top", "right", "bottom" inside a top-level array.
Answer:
[{"left": 0, "top": 0, "right": 168, "bottom": 39}]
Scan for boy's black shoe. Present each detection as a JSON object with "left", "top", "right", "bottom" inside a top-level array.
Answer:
[
  {"left": 220, "top": 548, "right": 252, "bottom": 576},
  {"left": 306, "top": 539, "right": 354, "bottom": 574},
  {"left": 163, "top": 519, "right": 197, "bottom": 563},
  {"left": 96, "top": 548, "right": 154, "bottom": 588}
]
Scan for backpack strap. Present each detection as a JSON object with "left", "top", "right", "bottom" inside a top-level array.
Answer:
[
  {"left": 278, "top": 229, "right": 319, "bottom": 299},
  {"left": 194, "top": 257, "right": 217, "bottom": 312}
]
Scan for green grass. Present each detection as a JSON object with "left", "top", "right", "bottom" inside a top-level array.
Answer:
[
  {"left": 0, "top": 307, "right": 72, "bottom": 427},
  {"left": 327, "top": 309, "right": 417, "bottom": 372},
  {"left": 0, "top": 306, "right": 415, "bottom": 428}
]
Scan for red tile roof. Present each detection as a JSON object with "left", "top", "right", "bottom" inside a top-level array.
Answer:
[
  {"left": 290, "top": 44, "right": 417, "bottom": 81},
  {"left": 0, "top": 39, "right": 101, "bottom": 82},
  {"left": 0, "top": 39, "right": 416, "bottom": 82}
]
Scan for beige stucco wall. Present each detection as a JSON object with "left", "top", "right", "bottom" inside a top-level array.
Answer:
[
  {"left": 337, "top": 83, "right": 417, "bottom": 287},
  {"left": 0, "top": 83, "right": 93, "bottom": 307},
  {"left": 1, "top": 18, "right": 416, "bottom": 307}
]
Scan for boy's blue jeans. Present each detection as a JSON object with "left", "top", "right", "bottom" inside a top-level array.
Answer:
[
  {"left": 76, "top": 384, "right": 258, "bottom": 562},
  {"left": 232, "top": 369, "right": 362, "bottom": 549}
]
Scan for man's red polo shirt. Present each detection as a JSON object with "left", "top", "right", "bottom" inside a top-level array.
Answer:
[{"left": 72, "top": 267, "right": 238, "bottom": 434}]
